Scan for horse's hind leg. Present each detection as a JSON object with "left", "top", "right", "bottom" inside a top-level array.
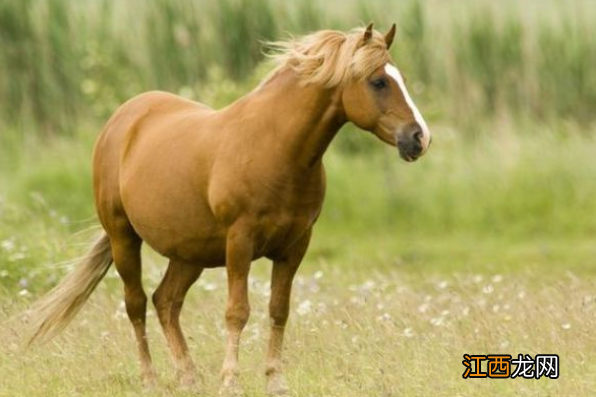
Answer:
[
  {"left": 153, "top": 260, "right": 203, "bottom": 388},
  {"left": 109, "top": 229, "right": 156, "bottom": 387}
]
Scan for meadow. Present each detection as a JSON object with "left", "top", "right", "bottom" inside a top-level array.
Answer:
[{"left": 1, "top": 0, "right": 596, "bottom": 396}]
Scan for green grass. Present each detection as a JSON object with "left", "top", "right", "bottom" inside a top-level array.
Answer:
[{"left": 2, "top": 260, "right": 596, "bottom": 396}]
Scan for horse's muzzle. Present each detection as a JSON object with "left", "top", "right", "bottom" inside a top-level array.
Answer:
[{"left": 396, "top": 123, "right": 425, "bottom": 162}]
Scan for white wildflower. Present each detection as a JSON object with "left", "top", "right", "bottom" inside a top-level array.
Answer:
[
  {"left": 362, "top": 280, "right": 376, "bottom": 290},
  {"left": 296, "top": 300, "right": 312, "bottom": 316},
  {"left": 202, "top": 282, "right": 218, "bottom": 291},
  {"left": 492, "top": 274, "right": 503, "bottom": 283},
  {"left": 1, "top": 238, "right": 15, "bottom": 252},
  {"left": 9, "top": 252, "right": 26, "bottom": 261},
  {"left": 437, "top": 280, "right": 449, "bottom": 289},
  {"left": 561, "top": 323, "right": 571, "bottom": 330},
  {"left": 376, "top": 313, "right": 392, "bottom": 322}
]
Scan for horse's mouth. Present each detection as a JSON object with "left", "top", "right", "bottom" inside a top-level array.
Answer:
[
  {"left": 397, "top": 144, "right": 421, "bottom": 162},
  {"left": 400, "top": 153, "right": 418, "bottom": 162}
]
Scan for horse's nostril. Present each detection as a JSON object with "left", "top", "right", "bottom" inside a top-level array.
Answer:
[{"left": 413, "top": 129, "right": 423, "bottom": 143}]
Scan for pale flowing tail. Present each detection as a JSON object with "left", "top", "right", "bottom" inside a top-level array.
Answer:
[{"left": 27, "top": 233, "right": 113, "bottom": 345}]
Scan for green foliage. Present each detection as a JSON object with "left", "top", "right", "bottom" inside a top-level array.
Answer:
[
  {"left": 0, "top": 0, "right": 84, "bottom": 134},
  {"left": 0, "top": 0, "right": 594, "bottom": 134},
  {"left": 455, "top": 12, "right": 524, "bottom": 112},
  {"left": 216, "top": 0, "right": 278, "bottom": 80},
  {"left": 538, "top": 20, "right": 596, "bottom": 122},
  {"left": 144, "top": 0, "right": 208, "bottom": 88}
]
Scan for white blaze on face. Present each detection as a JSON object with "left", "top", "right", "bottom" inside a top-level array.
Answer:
[{"left": 384, "top": 64, "right": 431, "bottom": 150}]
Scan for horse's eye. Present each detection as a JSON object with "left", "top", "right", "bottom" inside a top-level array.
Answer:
[{"left": 370, "top": 78, "right": 388, "bottom": 91}]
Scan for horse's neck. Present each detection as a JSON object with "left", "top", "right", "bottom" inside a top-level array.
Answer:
[{"left": 237, "top": 68, "right": 346, "bottom": 168}]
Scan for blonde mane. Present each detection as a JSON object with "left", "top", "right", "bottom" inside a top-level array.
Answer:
[{"left": 265, "top": 27, "right": 391, "bottom": 88}]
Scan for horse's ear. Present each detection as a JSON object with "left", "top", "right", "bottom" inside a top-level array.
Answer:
[
  {"left": 385, "top": 23, "right": 397, "bottom": 50},
  {"left": 363, "top": 22, "right": 374, "bottom": 43}
]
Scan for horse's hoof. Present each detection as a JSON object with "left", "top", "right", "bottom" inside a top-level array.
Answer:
[
  {"left": 266, "top": 373, "right": 290, "bottom": 396},
  {"left": 219, "top": 376, "right": 244, "bottom": 397},
  {"left": 178, "top": 374, "right": 198, "bottom": 391},
  {"left": 141, "top": 373, "right": 159, "bottom": 391},
  {"left": 267, "top": 386, "right": 291, "bottom": 397}
]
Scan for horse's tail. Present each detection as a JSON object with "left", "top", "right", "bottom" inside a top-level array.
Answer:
[{"left": 26, "top": 233, "right": 113, "bottom": 345}]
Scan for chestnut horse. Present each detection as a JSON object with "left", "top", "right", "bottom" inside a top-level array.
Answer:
[{"left": 27, "top": 24, "right": 430, "bottom": 396}]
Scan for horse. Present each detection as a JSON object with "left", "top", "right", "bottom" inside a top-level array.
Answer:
[{"left": 26, "top": 23, "right": 431, "bottom": 396}]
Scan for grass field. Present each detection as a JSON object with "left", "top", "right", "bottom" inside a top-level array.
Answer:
[
  {"left": 2, "top": 258, "right": 596, "bottom": 396},
  {"left": 1, "top": 0, "right": 596, "bottom": 395}
]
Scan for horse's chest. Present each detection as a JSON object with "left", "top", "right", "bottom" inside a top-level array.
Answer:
[
  {"left": 248, "top": 186, "right": 323, "bottom": 255},
  {"left": 210, "top": 163, "right": 325, "bottom": 256}
]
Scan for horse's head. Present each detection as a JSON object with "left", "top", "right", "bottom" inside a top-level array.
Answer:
[{"left": 342, "top": 23, "right": 431, "bottom": 162}]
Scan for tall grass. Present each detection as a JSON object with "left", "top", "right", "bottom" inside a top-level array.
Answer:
[{"left": 0, "top": 0, "right": 595, "bottom": 136}]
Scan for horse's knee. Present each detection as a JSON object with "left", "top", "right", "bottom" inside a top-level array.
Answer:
[
  {"left": 269, "top": 300, "right": 290, "bottom": 328},
  {"left": 269, "top": 314, "right": 288, "bottom": 328},
  {"left": 225, "top": 303, "right": 250, "bottom": 330}
]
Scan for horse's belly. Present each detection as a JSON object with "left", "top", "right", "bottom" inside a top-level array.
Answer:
[
  {"left": 143, "top": 227, "right": 227, "bottom": 266},
  {"left": 132, "top": 216, "right": 227, "bottom": 265},
  {"left": 121, "top": 183, "right": 227, "bottom": 265}
]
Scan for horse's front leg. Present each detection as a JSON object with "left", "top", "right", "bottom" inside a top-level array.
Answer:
[
  {"left": 219, "top": 226, "right": 253, "bottom": 397},
  {"left": 266, "top": 229, "right": 312, "bottom": 396}
]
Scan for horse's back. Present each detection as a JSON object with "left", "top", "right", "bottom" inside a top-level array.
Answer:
[{"left": 94, "top": 90, "right": 213, "bottom": 170}]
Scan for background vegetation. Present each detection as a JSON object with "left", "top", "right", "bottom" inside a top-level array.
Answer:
[
  {"left": 1, "top": 0, "right": 596, "bottom": 395},
  {"left": 1, "top": 0, "right": 595, "bottom": 134}
]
